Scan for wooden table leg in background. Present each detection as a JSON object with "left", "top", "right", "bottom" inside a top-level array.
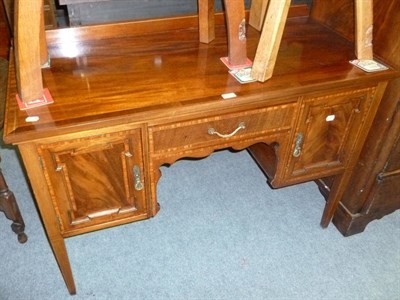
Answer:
[
  {"left": 251, "top": 0, "right": 291, "bottom": 82},
  {"left": 198, "top": 0, "right": 215, "bottom": 43},
  {"left": 14, "top": 0, "right": 45, "bottom": 103},
  {"left": 0, "top": 156, "right": 27, "bottom": 243},
  {"left": 355, "top": 0, "right": 373, "bottom": 60},
  {"left": 249, "top": 0, "right": 270, "bottom": 31},
  {"left": 223, "top": 0, "right": 248, "bottom": 66}
]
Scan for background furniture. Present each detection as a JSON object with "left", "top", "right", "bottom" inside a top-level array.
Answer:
[
  {"left": 3, "top": 0, "right": 57, "bottom": 29},
  {"left": 313, "top": 0, "right": 400, "bottom": 236},
  {"left": 0, "top": 156, "right": 27, "bottom": 244},
  {"left": 0, "top": 4, "right": 27, "bottom": 243},
  {"left": 59, "top": 0, "right": 252, "bottom": 26},
  {"left": 1, "top": 59, "right": 27, "bottom": 244},
  {"left": 59, "top": 0, "right": 311, "bottom": 27},
  {"left": 0, "top": 0, "right": 10, "bottom": 59}
]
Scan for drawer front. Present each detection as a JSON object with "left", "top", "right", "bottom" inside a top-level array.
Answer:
[{"left": 150, "top": 103, "right": 296, "bottom": 153}]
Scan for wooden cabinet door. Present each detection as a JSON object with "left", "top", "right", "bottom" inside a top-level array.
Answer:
[
  {"left": 285, "top": 87, "right": 375, "bottom": 183},
  {"left": 38, "top": 129, "right": 148, "bottom": 235}
]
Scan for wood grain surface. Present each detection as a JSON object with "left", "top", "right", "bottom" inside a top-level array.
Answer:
[{"left": 5, "top": 14, "right": 397, "bottom": 144}]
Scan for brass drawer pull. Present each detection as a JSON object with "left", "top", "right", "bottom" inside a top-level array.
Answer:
[
  {"left": 208, "top": 122, "right": 246, "bottom": 138},
  {"left": 133, "top": 165, "right": 144, "bottom": 191}
]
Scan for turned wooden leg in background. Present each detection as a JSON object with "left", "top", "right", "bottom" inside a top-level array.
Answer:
[{"left": 0, "top": 157, "right": 27, "bottom": 243}]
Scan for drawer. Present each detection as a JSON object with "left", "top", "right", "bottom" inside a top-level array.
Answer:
[{"left": 150, "top": 103, "right": 296, "bottom": 153}]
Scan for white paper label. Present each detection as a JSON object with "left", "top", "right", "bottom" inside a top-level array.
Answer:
[
  {"left": 25, "top": 116, "right": 40, "bottom": 122},
  {"left": 326, "top": 115, "right": 335, "bottom": 122},
  {"left": 221, "top": 93, "right": 237, "bottom": 100}
]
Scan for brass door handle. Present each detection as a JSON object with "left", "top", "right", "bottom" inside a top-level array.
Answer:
[
  {"left": 133, "top": 165, "right": 144, "bottom": 191},
  {"left": 293, "top": 132, "right": 304, "bottom": 157},
  {"left": 208, "top": 122, "right": 246, "bottom": 138}
]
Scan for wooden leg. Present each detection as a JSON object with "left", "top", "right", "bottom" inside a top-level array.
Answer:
[
  {"left": 50, "top": 238, "right": 77, "bottom": 295},
  {"left": 19, "top": 144, "right": 76, "bottom": 295},
  {"left": 321, "top": 81, "right": 388, "bottom": 228},
  {"left": 249, "top": 0, "right": 270, "bottom": 31},
  {"left": 223, "top": 0, "right": 248, "bottom": 66},
  {"left": 320, "top": 173, "right": 350, "bottom": 228},
  {"left": 0, "top": 161, "right": 27, "bottom": 243},
  {"left": 198, "top": 0, "right": 215, "bottom": 44},
  {"left": 251, "top": 0, "right": 291, "bottom": 82},
  {"left": 355, "top": 0, "right": 373, "bottom": 60},
  {"left": 14, "top": 0, "right": 44, "bottom": 103}
]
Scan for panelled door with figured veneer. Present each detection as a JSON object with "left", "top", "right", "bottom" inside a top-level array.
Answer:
[
  {"left": 285, "top": 87, "right": 376, "bottom": 184},
  {"left": 38, "top": 129, "right": 148, "bottom": 236}
]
